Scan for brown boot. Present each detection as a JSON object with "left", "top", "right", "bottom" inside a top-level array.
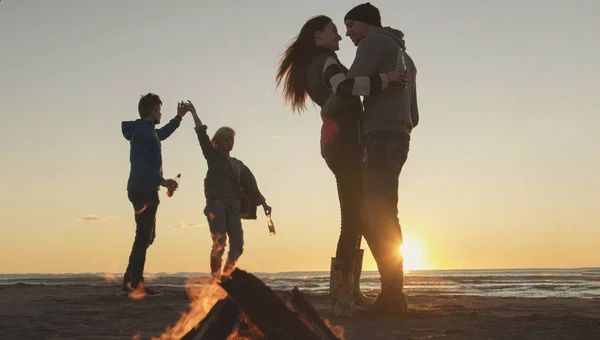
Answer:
[
  {"left": 330, "top": 257, "right": 354, "bottom": 317},
  {"left": 369, "top": 274, "right": 408, "bottom": 315}
]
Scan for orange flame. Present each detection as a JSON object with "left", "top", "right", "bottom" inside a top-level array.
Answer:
[
  {"left": 127, "top": 281, "right": 147, "bottom": 300},
  {"left": 222, "top": 259, "right": 236, "bottom": 279},
  {"left": 135, "top": 203, "right": 149, "bottom": 215},
  {"left": 324, "top": 318, "right": 345, "bottom": 340},
  {"left": 151, "top": 277, "right": 227, "bottom": 340},
  {"left": 212, "top": 232, "right": 226, "bottom": 254},
  {"left": 227, "top": 315, "right": 263, "bottom": 340},
  {"left": 104, "top": 273, "right": 117, "bottom": 283}
]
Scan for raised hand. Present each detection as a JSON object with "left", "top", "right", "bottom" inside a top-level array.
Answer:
[
  {"left": 185, "top": 100, "right": 197, "bottom": 116},
  {"left": 177, "top": 101, "right": 189, "bottom": 118},
  {"left": 184, "top": 100, "right": 202, "bottom": 127}
]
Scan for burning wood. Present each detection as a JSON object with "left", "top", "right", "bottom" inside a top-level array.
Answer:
[
  {"left": 180, "top": 297, "right": 243, "bottom": 340},
  {"left": 174, "top": 268, "right": 342, "bottom": 340},
  {"left": 152, "top": 278, "right": 227, "bottom": 340},
  {"left": 290, "top": 288, "right": 344, "bottom": 340}
]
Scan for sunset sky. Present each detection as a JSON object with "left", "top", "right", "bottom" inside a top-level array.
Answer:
[{"left": 0, "top": 0, "right": 598, "bottom": 274}]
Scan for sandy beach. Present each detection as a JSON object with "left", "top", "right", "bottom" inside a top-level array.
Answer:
[{"left": 2, "top": 279, "right": 600, "bottom": 340}]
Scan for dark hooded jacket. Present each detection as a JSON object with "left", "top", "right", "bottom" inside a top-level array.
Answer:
[
  {"left": 194, "top": 125, "right": 265, "bottom": 216},
  {"left": 121, "top": 116, "right": 181, "bottom": 197}
]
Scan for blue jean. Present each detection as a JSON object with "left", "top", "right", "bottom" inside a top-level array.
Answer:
[
  {"left": 361, "top": 131, "right": 410, "bottom": 289},
  {"left": 204, "top": 199, "right": 244, "bottom": 275}
]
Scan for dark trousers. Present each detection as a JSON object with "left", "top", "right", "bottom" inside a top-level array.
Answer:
[
  {"left": 122, "top": 191, "right": 159, "bottom": 289},
  {"left": 360, "top": 131, "right": 410, "bottom": 288},
  {"left": 326, "top": 156, "right": 364, "bottom": 270}
]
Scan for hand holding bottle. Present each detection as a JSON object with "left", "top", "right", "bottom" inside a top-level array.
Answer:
[
  {"left": 386, "top": 69, "right": 409, "bottom": 86},
  {"left": 262, "top": 202, "right": 272, "bottom": 215},
  {"left": 164, "top": 174, "right": 181, "bottom": 197},
  {"left": 263, "top": 203, "right": 275, "bottom": 236}
]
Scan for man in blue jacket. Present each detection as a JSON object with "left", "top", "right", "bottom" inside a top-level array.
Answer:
[{"left": 120, "top": 93, "right": 187, "bottom": 297}]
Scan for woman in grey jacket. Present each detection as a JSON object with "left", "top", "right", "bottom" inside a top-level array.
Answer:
[{"left": 275, "top": 15, "right": 407, "bottom": 316}]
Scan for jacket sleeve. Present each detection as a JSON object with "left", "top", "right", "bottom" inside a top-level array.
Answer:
[
  {"left": 155, "top": 116, "right": 182, "bottom": 140},
  {"left": 195, "top": 125, "right": 216, "bottom": 160},
  {"left": 411, "top": 80, "right": 419, "bottom": 128},
  {"left": 240, "top": 164, "right": 265, "bottom": 205},
  {"left": 131, "top": 129, "right": 164, "bottom": 187},
  {"left": 322, "top": 56, "right": 389, "bottom": 97}
]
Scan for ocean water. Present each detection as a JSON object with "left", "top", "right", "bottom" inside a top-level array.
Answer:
[{"left": 1, "top": 268, "right": 599, "bottom": 299}]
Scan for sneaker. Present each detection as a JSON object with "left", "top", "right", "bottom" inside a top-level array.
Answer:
[
  {"left": 122, "top": 283, "right": 163, "bottom": 299},
  {"left": 138, "top": 286, "right": 163, "bottom": 297},
  {"left": 119, "top": 282, "right": 134, "bottom": 296}
]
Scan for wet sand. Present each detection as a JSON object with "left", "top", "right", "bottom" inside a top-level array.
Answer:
[{"left": 1, "top": 281, "right": 600, "bottom": 339}]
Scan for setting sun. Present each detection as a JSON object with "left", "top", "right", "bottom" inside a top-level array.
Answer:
[{"left": 399, "top": 237, "right": 428, "bottom": 271}]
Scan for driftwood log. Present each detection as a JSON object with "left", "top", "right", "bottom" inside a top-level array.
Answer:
[
  {"left": 180, "top": 268, "right": 341, "bottom": 340},
  {"left": 289, "top": 288, "right": 340, "bottom": 340},
  {"left": 181, "top": 297, "right": 243, "bottom": 340},
  {"left": 220, "top": 269, "right": 323, "bottom": 340}
]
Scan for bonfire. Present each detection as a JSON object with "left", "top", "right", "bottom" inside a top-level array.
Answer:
[{"left": 145, "top": 269, "right": 344, "bottom": 340}]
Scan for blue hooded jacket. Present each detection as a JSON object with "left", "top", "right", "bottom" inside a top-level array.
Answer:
[{"left": 121, "top": 116, "right": 181, "bottom": 196}]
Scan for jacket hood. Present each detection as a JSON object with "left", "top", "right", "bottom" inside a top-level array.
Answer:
[
  {"left": 375, "top": 26, "right": 406, "bottom": 50},
  {"left": 122, "top": 119, "right": 152, "bottom": 141}
]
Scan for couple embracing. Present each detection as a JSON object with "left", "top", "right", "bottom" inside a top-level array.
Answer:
[{"left": 276, "top": 2, "right": 420, "bottom": 316}]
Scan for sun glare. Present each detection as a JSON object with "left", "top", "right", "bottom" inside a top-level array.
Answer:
[{"left": 399, "top": 237, "right": 427, "bottom": 271}]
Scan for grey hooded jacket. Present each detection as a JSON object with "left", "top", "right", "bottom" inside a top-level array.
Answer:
[{"left": 346, "top": 27, "right": 419, "bottom": 136}]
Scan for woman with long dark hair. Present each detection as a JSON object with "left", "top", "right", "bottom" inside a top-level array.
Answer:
[{"left": 276, "top": 15, "right": 407, "bottom": 316}]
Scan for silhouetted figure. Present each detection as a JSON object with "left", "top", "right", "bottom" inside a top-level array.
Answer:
[
  {"left": 343, "top": 2, "right": 420, "bottom": 315},
  {"left": 120, "top": 93, "right": 187, "bottom": 297},
  {"left": 276, "top": 15, "right": 408, "bottom": 316},
  {"left": 184, "top": 101, "right": 271, "bottom": 280}
]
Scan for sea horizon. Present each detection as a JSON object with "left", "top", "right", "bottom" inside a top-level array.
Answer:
[
  {"left": 3, "top": 268, "right": 599, "bottom": 299},
  {"left": 2, "top": 266, "right": 599, "bottom": 276}
]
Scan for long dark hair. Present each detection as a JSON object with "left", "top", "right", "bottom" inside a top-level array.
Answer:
[{"left": 276, "top": 15, "right": 332, "bottom": 114}]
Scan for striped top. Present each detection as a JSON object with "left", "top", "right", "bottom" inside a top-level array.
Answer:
[{"left": 322, "top": 56, "right": 390, "bottom": 97}]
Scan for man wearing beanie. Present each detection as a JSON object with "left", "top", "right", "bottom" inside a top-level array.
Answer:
[{"left": 344, "top": 2, "right": 420, "bottom": 315}]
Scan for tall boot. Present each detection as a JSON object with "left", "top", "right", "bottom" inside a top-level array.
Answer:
[
  {"left": 330, "top": 257, "right": 354, "bottom": 317},
  {"left": 370, "top": 265, "right": 408, "bottom": 315},
  {"left": 352, "top": 249, "right": 370, "bottom": 306}
]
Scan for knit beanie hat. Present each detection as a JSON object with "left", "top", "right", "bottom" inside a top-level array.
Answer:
[{"left": 344, "top": 2, "right": 382, "bottom": 27}]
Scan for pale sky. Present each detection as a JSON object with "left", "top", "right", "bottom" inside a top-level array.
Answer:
[{"left": 0, "top": 0, "right": 598, "bottom": 274}]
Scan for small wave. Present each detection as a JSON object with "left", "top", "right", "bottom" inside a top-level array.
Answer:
[
  {"left": 1, "top": 269, "right": 599, "bottom": 299},
  {"left": 0, "top": 282, "right": 47, "bottom": 287}
]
